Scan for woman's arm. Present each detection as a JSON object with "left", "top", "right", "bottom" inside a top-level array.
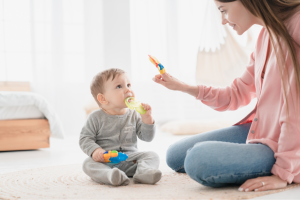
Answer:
[
  {"left": 153, "top": 51, "right": 257, "bottom": 111},
  {"left": 152, "top": 73, "right": 199, "bottom": 97},
  {"left": 180, "top": 84, "right": 199, "bottom": 98}
]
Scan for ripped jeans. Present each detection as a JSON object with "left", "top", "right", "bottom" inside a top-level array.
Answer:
[{"left": 166, "top": 123, "right": 276, "bottom": 187}]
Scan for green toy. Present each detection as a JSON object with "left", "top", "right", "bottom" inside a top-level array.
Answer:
[{"left": 125, "top": 97, "right": 146, "bottom": 114}]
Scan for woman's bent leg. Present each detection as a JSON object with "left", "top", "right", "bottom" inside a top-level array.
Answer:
[
  {"left": 166, "top": 123, "right": 251, "bottom": 173},
  {"left": 184, "top": 142, "right": 275, "bottom": 187}
]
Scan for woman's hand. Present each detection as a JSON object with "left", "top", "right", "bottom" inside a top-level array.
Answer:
[
  {"left": 152, "top": 72, "right": 199, "bottom": 97},
  {"left": 239, "top": 175, "right": 288, "bottom": 192},
  {"left": 152, "top": 72, "right": 186, "bottom": 91}
]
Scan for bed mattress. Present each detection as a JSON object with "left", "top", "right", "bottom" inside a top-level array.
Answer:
[
  {"left": 0, "top": 91, "right": 65, "bottom": 139},
  {"left": 0, "top": 105, "right": 45, "bottom": 120}
]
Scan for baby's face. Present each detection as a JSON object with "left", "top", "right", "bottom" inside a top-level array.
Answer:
[{"left": 103, "top": 73, "right": 135, "bottom": 109}]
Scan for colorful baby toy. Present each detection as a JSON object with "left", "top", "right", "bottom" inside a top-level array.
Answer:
[
  {"left": 148, "top": 55, "right": 166, "bottom": 74},
  {"left": 125, "top": 97, "right": 147, "bottom": 115},
  {"left": 103, "top": 150, "right": 128, "bottom": 164}
]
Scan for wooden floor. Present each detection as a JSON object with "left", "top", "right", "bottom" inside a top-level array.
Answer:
[{"left": 0, "top": 130, "right": 299, "bottom": 200}]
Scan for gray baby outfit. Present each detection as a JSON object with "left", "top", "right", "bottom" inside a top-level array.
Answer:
[{"left": 79, "top": 109, "right": 161, "bottom": 186}]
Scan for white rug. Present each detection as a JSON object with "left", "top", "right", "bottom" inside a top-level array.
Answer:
[{"left": 0, "top": 164, "right": 299, "bottom": 200}]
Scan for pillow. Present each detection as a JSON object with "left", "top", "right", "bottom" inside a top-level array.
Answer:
[{"left": 159, "top": 119, "right": 237, "bottom": 135}]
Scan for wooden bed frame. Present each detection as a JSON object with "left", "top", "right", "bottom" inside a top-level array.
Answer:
[{"left": 0, "top": 81, "right": 51, "bottom": 151}]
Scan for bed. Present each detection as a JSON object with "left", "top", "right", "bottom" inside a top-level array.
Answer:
[{"left": 0, "top": 82, "right": 64, "bottom": 151}]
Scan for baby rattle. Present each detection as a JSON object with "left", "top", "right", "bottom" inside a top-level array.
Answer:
[{"left": 148, "top": 55, "right": 165, "bottom": 74}]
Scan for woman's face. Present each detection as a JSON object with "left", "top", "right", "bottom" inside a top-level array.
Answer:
[{"left": 214, "top": 0, "right": 259, "bottom": 35}]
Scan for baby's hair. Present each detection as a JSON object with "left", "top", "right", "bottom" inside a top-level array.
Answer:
[{"left": 90, "top": 68, "right": 126, "bottom": 107}]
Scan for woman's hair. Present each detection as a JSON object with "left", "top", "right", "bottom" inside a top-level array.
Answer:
[{"left": 217, "top": 0, "right": 300, "bottom": 119}]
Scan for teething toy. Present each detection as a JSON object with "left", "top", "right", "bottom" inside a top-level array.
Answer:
[
  {"left": 125, "top": 97, "right": 146, "bottom": 114},
  {"left": 148, "top": 55, "right": 165, "bottom": 74}
]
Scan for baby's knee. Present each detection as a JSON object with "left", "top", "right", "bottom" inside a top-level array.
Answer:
[
  {"left": 82, "top": 157, "right": 94, "bottom": 174},
  {"left": 143, "top": 151, "right": 160, "bottom": 160}
]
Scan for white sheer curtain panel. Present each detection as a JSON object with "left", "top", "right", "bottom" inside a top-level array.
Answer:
[
  {"left": 0, "top": 0, "right": 32, "bottom": 81},
  {"left": 32, "top": 0, "right": 104, "bottom": 136},
  {"left": 0, "top": 0, "right": 104, "bottom": 136},
  {"left": 30, "top": 0, "right": 90, "bottom": 136}
]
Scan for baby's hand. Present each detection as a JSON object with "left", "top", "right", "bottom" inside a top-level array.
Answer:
[
  {"left": 140, "top": 103, "right": 154, "bottom": 125},
  {"left": 92, "top": 148, "right": 106, "bottom": 162},
  {"left": 141, "top": 103, "right": 152, "bottom": 115}
]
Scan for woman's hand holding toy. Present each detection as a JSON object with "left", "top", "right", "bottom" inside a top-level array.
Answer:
[
  {"left": 152, "top": 72, "right": 184, "bottom": 91},
  {"left": 152, "top": 72, "right": 199, "bottom": 98}
]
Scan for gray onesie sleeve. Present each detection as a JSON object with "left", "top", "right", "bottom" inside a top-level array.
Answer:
[
  {"left": 136, "top": 113, "right": 155, "bottom": 142},
  {"left": 79, "top": 114, "right": 102, "bottom": 157}
]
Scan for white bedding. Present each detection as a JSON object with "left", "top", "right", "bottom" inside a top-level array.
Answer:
[
  {"left": 0, "top": 105, "right": 44, "bottom": 120},
  {"left": 0, "top": 92, "right": 65, "bottom": 139}
]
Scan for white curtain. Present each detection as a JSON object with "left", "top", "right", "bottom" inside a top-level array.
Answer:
[
  {"left": 0, "top": 0, "right": 103, "bottom": 136},
  {"left": 30, "top": 0, "right": 93, "bottom": 136},
  {"left": 32, "top": 0, "right": 104, "bottom": 136},
  {"left": 0, "top": 0, "right": 261, "bottom": 136}
]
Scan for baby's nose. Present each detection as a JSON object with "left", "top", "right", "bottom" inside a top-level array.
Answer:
[{"left": 126, "top": 86, "right": 132, "bottom": 92}]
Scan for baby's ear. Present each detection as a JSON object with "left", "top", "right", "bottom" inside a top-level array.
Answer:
[{"left": 97, "top": 93, "right": 108, "bottom": 105}]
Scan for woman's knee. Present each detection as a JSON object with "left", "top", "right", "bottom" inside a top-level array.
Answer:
[
  {"left": 165, "top": 134, "right": 222, "bottom": 173},
  {"left": 184, "top": 141, "right": 224, "bottom": 187},
  {"left": 166, "top": 144, "right": 177, "bottom": 168},
  {"left": 166, "top": 143, "right": 186, "bottom": 172}
]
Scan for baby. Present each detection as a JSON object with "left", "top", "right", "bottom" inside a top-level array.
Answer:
[{"left": 79, "top": 68, "right": 161, "bottom": 186}]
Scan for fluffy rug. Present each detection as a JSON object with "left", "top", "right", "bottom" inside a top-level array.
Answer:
[{"left": 0, "top": 164, "right": 299, "bottom": 200}]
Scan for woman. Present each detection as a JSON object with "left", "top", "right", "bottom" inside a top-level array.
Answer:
[{"left": 153, "top": 0, "right": 300, "bottom": 192}]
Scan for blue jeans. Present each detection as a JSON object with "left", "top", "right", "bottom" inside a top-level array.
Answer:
[{"left": 166, "top": 123, "right": 276, "bottom": 187}]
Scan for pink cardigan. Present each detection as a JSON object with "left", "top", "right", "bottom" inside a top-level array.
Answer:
[{"left": 196, "top": 12, "right": 300, "bottom": 184}]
